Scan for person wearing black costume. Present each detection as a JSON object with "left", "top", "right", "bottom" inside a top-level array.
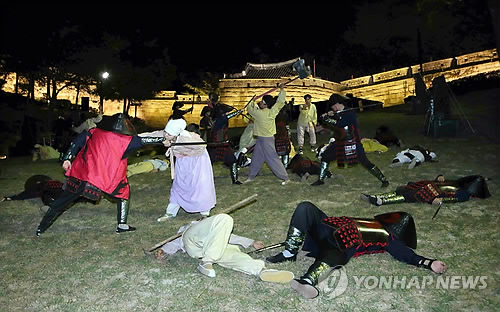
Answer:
[
  {"left": 170, "top": 101, "right": 193, "bottom": 120},
  {"left": 206, "top": 93, "right": 247, "bottom": 185},
  {"left": 1, "top": 175, "right": 63, "bottom": 206},
  {"left": 312, "top": 94, "right": 389, "bottom": 187},
  {"left": 199, "top": 106, "right": 214, "bottom": 141},
  {"left": 360, "top": 174, "right": 490, "bottom": 206},
  {"left": 266, "top": 201, "right": 448, "bottom": 299},
  {"left": 287, "top": 154, "right": 332, "bottom": 181},
  {"left": 274, "top": 100, "right": 292, "bottom": 169}
]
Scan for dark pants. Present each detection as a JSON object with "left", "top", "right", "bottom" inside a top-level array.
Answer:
[
  {"left": 37, "top": 182, "right": 125, "bottom": 234},
  {"left": 248, "top": 136, "right": 288, "bottom": 180},
  {"left": 321, "top": 142, "right": 374, "bottom": 169},
  {"left": 290, "top": 201, "right": 424, "bottom": 267},
  {"left": 37, "top": 187, "right": 84, "bottom": 233}
]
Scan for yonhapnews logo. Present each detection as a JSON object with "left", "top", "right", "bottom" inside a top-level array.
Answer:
[
  {"left": 319, "top": 266, "right": 348, "bottom": 299},
  {"left": 320, "top": 267, "right": 488, "bottom": 299}
]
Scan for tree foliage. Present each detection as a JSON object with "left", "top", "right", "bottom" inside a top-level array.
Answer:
[{"left": 0, "top": 10, "right": 176, "bottom": 112}]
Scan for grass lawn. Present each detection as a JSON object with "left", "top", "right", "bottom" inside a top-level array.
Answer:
[{"left": 1, "top": 90, "right": 499, "bottom": 311}]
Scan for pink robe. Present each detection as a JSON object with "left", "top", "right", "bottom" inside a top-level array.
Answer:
[{"left": 169, "top": 131, "right": 216, "bottom": 213}]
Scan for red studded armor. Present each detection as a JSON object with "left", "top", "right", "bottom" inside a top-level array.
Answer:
[{"left": 322, "top": 216, "right": 390, "bottom": 251}]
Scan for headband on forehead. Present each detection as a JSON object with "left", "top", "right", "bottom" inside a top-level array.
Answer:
[{"left": 164, "top": 118, "right": 187, "bottom": 136}]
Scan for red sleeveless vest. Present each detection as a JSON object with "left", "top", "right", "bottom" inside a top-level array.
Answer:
[{"left": 66, "top": 128, "right": 132, "bottom": 199}]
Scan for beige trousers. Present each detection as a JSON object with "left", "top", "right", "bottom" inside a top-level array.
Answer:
[
  {"left": 127, "top": 161, "right": 154, "bottom": 177},
  {"left": 183, "top": 214, "right": 265, "bottom": 276},
  {"left": 297, "top": 123, "right": 316, "bottom": 147}
]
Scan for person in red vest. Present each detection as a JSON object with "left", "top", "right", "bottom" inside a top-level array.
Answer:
[{"left": 36, "top": 113, "right": 165, "bottom": 236}]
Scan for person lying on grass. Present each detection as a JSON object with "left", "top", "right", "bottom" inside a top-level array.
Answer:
[
  {"left": 360, "top": 174, "right": 490, "bottom": 206},
  {"left": 287, "top": 154, "right": 332, "bottom": 182},
  {"left": 266, "top": 201, "right": 447, "bottom": 299},
  {"left": 390, "top": 145, "right": 437, "bottom": 169},
  {"left": 149, "top": 213, "right": 294, "bottom": 284},
  {"left": 2, "top": 175, "right": 63, "bottom": 206}
]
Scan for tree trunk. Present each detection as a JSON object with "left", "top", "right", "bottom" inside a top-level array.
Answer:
[
  {"left": 29, "top": 74, "right": 35, "bottom": 101},
  {"left": 46, "top": 76, "right": 51, "bottom": 102},
  {"left": 51, "top": 78, "right": 57, "bottom": 103},
  {"left": 75, "top": 86, "right": 80, "bottom": 106},
  {"left": 15, "top": 73, "right": 19, "bottom": 94},
  {"left": 123, "top": 98, "right": 128, "bottom": 115}
]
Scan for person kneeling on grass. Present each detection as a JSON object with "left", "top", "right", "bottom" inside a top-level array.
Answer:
[
  {"left": 151, "top": 213, "right": 294, "bottom": 284},
  {"left": 360, "top": 174, "right": 491, "bottom": 206},
  {"left": 266, "top": 201, "right": 447, "bottom": 299}
]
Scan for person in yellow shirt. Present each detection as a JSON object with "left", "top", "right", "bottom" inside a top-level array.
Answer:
[
  {"left": 244, "top": 84, "right": 289, "bottom": 185},
  {"left": 295, "top": 94, "right": 317, "bottom": 154}
]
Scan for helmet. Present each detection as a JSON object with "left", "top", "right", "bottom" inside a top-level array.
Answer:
[
  {"left": 98, "top": 113, "right": 137, "bottom": 136},
  {"left": 374, "top": 211, "right": 417, "bottom": 249}
]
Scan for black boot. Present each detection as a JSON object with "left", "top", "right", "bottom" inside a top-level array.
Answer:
[
  {"left": 281, "top": 154, "right": 290, "bottom": 169},
  {"left": 360, "top": 192, "right": 405, "bottom": 206},
  {"left": 290, "top": 260, "right": 334, "bottom": 299},
  {"left": 116, "top": 199, "right": 136, "bottom": 233},
  {"left": 368, "top": 165, "right": 389, "bottom": 187},
  {"left": 237, "top": 150, "right": 250, "bottom": 167},
  {"left": 230, "top": 163, "right": 242, "bottom": 185},
  {"left": 266, "top": 226, "right": 305, "bottom": 263},
  {"left": 311, "top": 161, "right": 329, "bottom": 186}
]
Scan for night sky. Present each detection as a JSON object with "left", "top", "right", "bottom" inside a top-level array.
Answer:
[{"left": 1, "top": 2, "right": 497, "bottom": 84}]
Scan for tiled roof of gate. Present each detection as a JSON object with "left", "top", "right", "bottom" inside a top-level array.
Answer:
[{"left": 226, "top": 57, "right": 301, "bottom": 79}]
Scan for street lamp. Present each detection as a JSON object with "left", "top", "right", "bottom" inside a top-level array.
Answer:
[{"left": 99, "top": 71, "right": 109, "bottom": 114}]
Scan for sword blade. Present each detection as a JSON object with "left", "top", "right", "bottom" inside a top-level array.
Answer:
[{"left": 247, "top": 242, "right": 284, "bottom": 255}]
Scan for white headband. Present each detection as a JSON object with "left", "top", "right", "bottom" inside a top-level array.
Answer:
[{"left": 164, "top": 118, "right": 187, "bottom": 136}]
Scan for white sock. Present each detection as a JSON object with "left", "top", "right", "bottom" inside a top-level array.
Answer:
[
  {"left": 166, "top": 203, "right": 181, "bottom": 216},
  {"left": 118, "top": 224, "right": 129, "bottom": 230},
  {"left": 303, "top": 278, "right": 313, "bottom": 285},
  {"left": 283, "top": 250, "right": 295, "bottom": 258}
]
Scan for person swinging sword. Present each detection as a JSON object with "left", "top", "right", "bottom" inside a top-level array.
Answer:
[{"left": 312, "top": 94, "right": 389, "bottom": 187}]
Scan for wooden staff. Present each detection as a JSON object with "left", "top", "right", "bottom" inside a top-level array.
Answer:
[
  {"left": 145, "top": 194, "right": 258, "bottom": 252},
  {"left": 169, "top": 151, "right": 175, "bottom": 180}
]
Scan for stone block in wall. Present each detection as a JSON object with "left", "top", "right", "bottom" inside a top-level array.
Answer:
[
  {"left": 347, "top": 78, "right": 415, "bottom": 107},
  {"left": 421, "top": 58, "right": 454, "bottom": 73},
  {"left": 371, "top": 67, "right": 412, "bottom": 83},
  {"left": 340, "top": 75, "right": 373, "bottom": 88},
  {"left": 455, "top": 49, "right": 498, "bottom": 66}
]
